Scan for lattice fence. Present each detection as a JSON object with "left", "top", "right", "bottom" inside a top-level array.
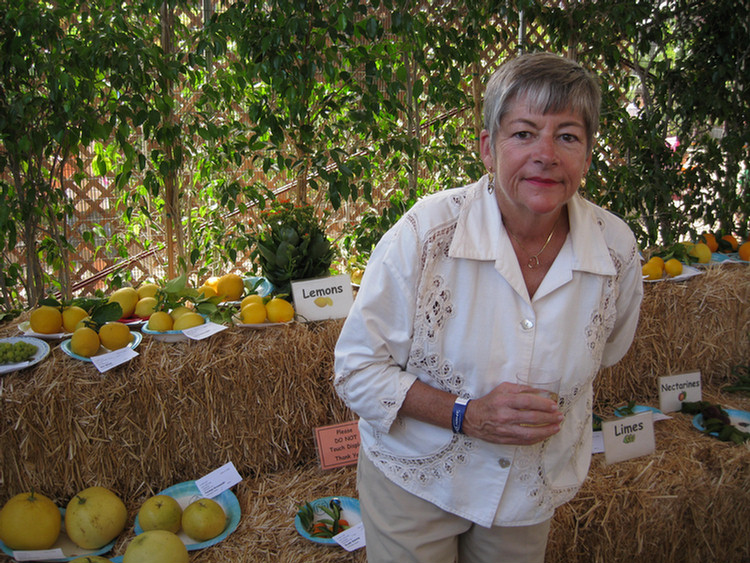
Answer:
[{"left": 5, "top": 1, "right": 622, "bottom": 301}]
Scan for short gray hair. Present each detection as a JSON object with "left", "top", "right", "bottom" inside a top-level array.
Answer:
[{"left": 483, "top": 52, "right": 601, "bottom": 151}]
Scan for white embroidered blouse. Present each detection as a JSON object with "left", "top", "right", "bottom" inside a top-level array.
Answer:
[{"left": 334, "top": 176, "right": 643, "bottom": 527}]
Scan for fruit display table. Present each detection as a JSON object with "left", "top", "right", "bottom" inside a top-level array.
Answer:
[{"left": 0, "top": 265, "right": 748, "bottom": 562}]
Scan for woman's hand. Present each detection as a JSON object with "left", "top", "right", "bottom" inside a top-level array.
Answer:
[{"left": 462, "top": 382, "right": 563, "bottom": 445}]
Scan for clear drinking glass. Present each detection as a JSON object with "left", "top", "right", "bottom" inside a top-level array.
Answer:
[{"left": 516, "top": 371, "right": 561, "bottom": 427}]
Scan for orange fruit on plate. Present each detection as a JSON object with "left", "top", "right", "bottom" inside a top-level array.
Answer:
[
  {"left": 739, "top": 241, "right": 750, "bottom": 262},
  {"left": 699, "top": 232, "right": 718, "bottom": 252},
  {"left": 721, "top": 234, "right": 739, "bottom": 251}
]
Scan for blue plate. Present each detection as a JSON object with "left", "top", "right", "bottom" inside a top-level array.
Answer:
[
  {"left": 692, "top": 408, "right": 750, "bottom": 436},
  {"left": 60, "top": 331, "right": 142, "bottom": 362},
  {"left": 294, "top": 496, "right": 361, "bottom": 545},
  {"left": 614, "top": 404, "right": 662, "bottom": 417},
  {"left": 0, "top": 507, "right": 116, "bottom": 561},
  {"left": 244, "top": 276, "right": 274, "bottom": 297},
  {"left": 131, "top": 480, "right": 241, "bottom": 551}
]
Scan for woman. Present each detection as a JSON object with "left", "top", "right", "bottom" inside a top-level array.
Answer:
[{"left": 334, "top": 52, "right": 643, "bottom": 563}]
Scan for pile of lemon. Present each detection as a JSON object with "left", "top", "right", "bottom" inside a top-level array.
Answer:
[
  {"left": 197, "top": 273, "right": 245, "bottom": 302},
  {"left": 642, "top": 255, "right": 684, "bottom": 281},
  {"left": 238, "top": 294, "right": 294, "bottom": 324},
  {"left": 146, "top": 306, "right": 205, "bottom": 332}
]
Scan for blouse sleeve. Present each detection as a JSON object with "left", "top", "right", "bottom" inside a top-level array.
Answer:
[
  {"left": 601, "top": 237, "right": 644, "bottom": 367},
  {"left": 333, "top": 216, "right": 422, "bottom": 434}
]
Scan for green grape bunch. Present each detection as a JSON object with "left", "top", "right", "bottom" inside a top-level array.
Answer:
[{"left": 0, "top": 341, "right": 38, "bottom": 364}]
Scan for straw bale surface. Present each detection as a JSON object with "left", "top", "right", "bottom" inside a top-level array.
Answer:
[
  {"left": 0, "top": 265, "right": 748, "bottom": 562},
  {"left": 596, "top": 265, "right": 749, "bottom": 406},
  {"left": 0, "top": 319, "right": 351, "bottom": 501}
]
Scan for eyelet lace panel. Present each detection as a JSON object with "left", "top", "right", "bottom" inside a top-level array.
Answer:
[{"left": 369, "top": 434, "right": 476, "bottom": 487}]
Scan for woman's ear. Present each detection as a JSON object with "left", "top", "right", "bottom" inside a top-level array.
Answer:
[{"left": 479, "top": 129, "right": 494, "bottom": 171}]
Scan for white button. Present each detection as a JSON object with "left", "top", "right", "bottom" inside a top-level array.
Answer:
[
  {"left": 498, "top": 458, "right": 511, "bottom": 468},
  {"left": 520, "top": 319, "right": 534, "bottom": 330}
]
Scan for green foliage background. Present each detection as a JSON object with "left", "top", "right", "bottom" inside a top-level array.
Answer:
[{"left": 0, "top": 0, "right": 747, "bottom": 311}]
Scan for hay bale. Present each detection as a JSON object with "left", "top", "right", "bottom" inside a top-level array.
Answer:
[
  {"left": 0, "top": 266, "right": 747, "bottom": 563},
  {"left": 596, "top": 265, "right": 749, "bottom": 407},
  {"left": 549, "top": 389, "right": 750, "bottom": 563},
  {"left": 0, "top": 319, "right": 352, "bottom": 502}
]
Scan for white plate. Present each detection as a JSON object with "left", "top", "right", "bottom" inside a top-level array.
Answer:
[
  {"left": 60, "top": 332, "right": 142, "bottom": 362},
  {"left": 0, "top": 336, "right": 51, "bottom": 375},
  {"left": 235, "top": 320, "right": 293, "bottom": 329},
  {"left": 18, "top": 320, "right": 67, "bottom": 341},
  {"left": 643, "top": 264, "right": 703, "bottom": 283},
  {"left": 0, "top": 507, "right": 116, "bottom": 561},
  {"left": 141, "top": 325, "right": 188, "bottom": 342},
  {"left": 131, "top": 480, "right": 241, "bottom": 551}
]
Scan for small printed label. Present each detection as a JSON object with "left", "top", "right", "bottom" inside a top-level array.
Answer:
[
  {"left": 183, "top": 321, "right": 228, "bottom": 341},
  {"left": 196, "top": 461, "right": 243, "bottom": 498},
  {"left": 92, "top": 346, "right": 139, "bottom": 373},
  {"left": 13, "top": 549, "right": 66, "bottom": 561},
  {"left": 314, "top": 420, "right": 361, "bottom": 470},
  {"left": 602, "top": 411, "right": 656, "bottom": 464},
  {"left": 292, "top": 275, "right": 354, "bottom": 321},
  {"left": 334, "top": 521, "right": 366, "bottom": 551},
  {"left": 658, "top": 371, "right": 702, "bottom": 413}
]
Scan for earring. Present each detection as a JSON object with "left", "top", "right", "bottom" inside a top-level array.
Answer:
[{"left": 487, "top": 172, "right": 495, "bottom": 194}]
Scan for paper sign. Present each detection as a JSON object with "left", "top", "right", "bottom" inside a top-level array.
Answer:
[
  {"left": 334, "top": 521, "right": 366, "bottom": 551},
  {"left": 602, "top": 411, "right": 656, "bottom": 464},
  {"left": 183, "top": 321, "right": 228, "bottom": 341},
  {"left": 314, "top": 420, "right": 360, "bottom": 469},
  {"left": 13, "top": 549, "right": 65, "bottom": 561},
  {"left": 196, "top": 461, "right": 243, "bottom": 498},
  {"left": 658, "top": 371, "right": 702, "bottom": 413},
  {"left": 592, "top": 430, "right": 604, "bottom": 454},
  {"left": 292, "top": 274, "right": 354, "bottom": 322},
  {"left": 92, "top": 346, "right": 138, "bottom": 373}
]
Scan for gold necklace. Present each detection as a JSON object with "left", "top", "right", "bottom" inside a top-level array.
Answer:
[{"left": 505, "top": 217, "right": 559, "bottom": 269}]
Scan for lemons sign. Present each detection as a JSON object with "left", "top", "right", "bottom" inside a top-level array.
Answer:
[{"left": 291, "top": 274, "right": 354, "bottom": 321}]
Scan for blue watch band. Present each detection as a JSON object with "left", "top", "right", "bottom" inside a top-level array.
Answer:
[{"left": 452, "top": 396, "right": 471, "bottom": 434}]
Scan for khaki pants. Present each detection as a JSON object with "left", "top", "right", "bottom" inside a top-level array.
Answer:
[{"left": 357, "top": 452, "right": 551, "bottom": 563}]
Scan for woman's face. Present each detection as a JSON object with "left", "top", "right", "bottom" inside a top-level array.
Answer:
[{"left": 480, "top": 97, "right": 592, "bottom": 220}]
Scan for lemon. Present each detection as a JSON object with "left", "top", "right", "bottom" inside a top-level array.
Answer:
[
  {"left": 0, "top": 491, "right": 61, "bottom": 550},
  {"left": 30, "top": 305, "right": 63, "bottom": 334},
  {"left": 134, "top": 297, "right": 158, "bottom": 318},
  {"left": 241, "top": 302, "right": 267, "bottom": 324},
  {"left": 137, "top": 495, "right": 182, "bottom": 534},
  {"left": 216, "top": 273, "right": 244, "bottom": 301},
  {"left": 109, "top": 287, "right": 139, "bottom": 318},
  {"left": 689, "top": 242, "right": 712, "bottom": 264},
  {"left": 198, "top": 285, "right": 217, "bottom": 299},
  {"left": 137, "top": 283, "right": 159, "bottom": 299},
  {"left": 99, "top": 322, "right": 133, "bottom": 351},
  {"left": 148, "top": 311, "right": 174, "bottom": 331},
  {"left": 240, "top": 294, "right": 264, "bottom": 309},
  {"left": 646, "top": 255, "right": 664, "bottom": 271},
  {"left": 172, "top": 312, "right": 204, "bottom": 331},
  {"left": 170, "top": 306, "right": 193, "bottom": 321},
  {"left": 71, "top": 327, "right": 101, "bottom": 357},
  {"left": 664, "top": 258, "right": 683, "bottom": 277},
  {"left": 266, "top": 297, "right": 295, "bottom": 323},
  {"left": 204, "top": 276, "right": 220, "bottom": 291},
  {"left": 123, "top": 530, "right": 188, "bottom": 563},
  {"left": 641, "top": 261, "right": 663, "bottom": 281},
  {"left": 181, "top": 499, "right": 226, "bottom": 542},
  {"left": 314, "top": 296, "right": 333, "bottom": 307},
  {"left": 62, "top": 306, "right": 89, "bottom": 333}
]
